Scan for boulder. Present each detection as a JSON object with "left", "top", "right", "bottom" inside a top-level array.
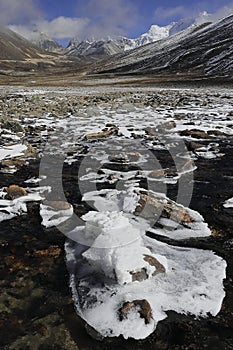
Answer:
[
  {"left": 5, "top": 185, "right": 27, "bottom": 200},
  {"left": 43, "top": 200, "right": 72, "bottom": 210},
  {"left": 180, "top": 129, "right": 210, "bottom": 139},
  {"left": 118, "top": 299, "right": 153, "bottom": 324},
  {"left": 85, "top": 127, "right": 118, "bottom": 140},
  {"left": 134, "top": 190, "right": 194, "bottom": 224}
]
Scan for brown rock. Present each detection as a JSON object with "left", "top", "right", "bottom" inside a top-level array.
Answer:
[
  {"left": 207, "top": 129, "right": 227, "bottom": 136},
  {"left": 143, "top": 255, "right": 166, "bottom": 275},
  {"left": 180, "top": 129, "right": 210, "bottom": 139},
  {"left": 43, "top": 200, "right": 72, "bottom": 210},
  {"left": 34, "top": 245, "right": 62, "bottom": 258},
  {"left": 5, "top": 185, "right": 27, "bottom": 200},
  {"left": 130, "top": 268, "right": 148, "bottom": 282},
  {"left": 85, "top": 127, "right": 118, "bottom": 140},
  {"left": 134, "top": 190, "right": 194, "bottom": 224},
  {"left": 118, "top": 299, "right": 153, "bottom": 324},
  {"left": 23, "top": 142, "right": 38, "bottom": 158},
  {"left": 148, "top": 168, "right": 178, "bottom": 179}
]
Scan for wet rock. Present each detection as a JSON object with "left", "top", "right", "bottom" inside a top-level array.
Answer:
[
  {"left": 187, "top": 141, "right": 203, "bottom": 151},
  {"left": 5, "top": 185, "right": 27, "bottom": 200},
  {"left": 207, "top": 129, "right": 227, "bottom": 137},
  {"left": 84, "top": 127, "right": 118, "bottom": 140},
  {"left": 33, "top": 245, "right": 62, "bottom": 258},
  {"left": 180, "top": 129, "right": 210, "bottom": 139},
  {"left": 85, "top": 323, "right": 105, "bottom": 341},
  {"left": 118, "top": 299, "right": 153, "bottom": 324}
]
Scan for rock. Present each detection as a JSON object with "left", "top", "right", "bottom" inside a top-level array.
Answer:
[
  {"left": 33, "top": 245, "right": 62, "bottom": 258},
  {"left": 187, "top": 141, "right": 203, "bottom": 151},
  {"left": 144, "top": 126, "right": 158, "bottom": 136},
  {"left": 180, "top": 159, "right": 195, "bottom": 172},
  {"left": 118, "top": 299, "right": 153, "bottom": 324},
  {"left": 148, "top": 168, "right": 178, "bottom": 179},
  {"left": 1, "top": 158, "right": 25, "bottom": 171},
  {"left": 0, "top": 119, "right": 24, "bottom": 133},
  {"left": 148, "top": 169, "right": 165, "bottom": 179},
  {"left": 85, "top": 324, "right": 105, "bottom": 341},
  {"left": 143, "top": 255, "right": 166, "bottom": 275},
  {"left": 157, "top": 121, "right": 176, "bottom": 131},
  {"left": 134, "top": 190, "right": 194, "bottom": 224},
  {"left": 109, "top": 154, "right": 129, "bottom": 163},
  {"left": 5, "top": 185, "right": 27, "bottom": 200},
  {"left": 207, "top": 130, "right": 227, "bottom": 136},
  {"left": 43, "top": 200, "right": 72, "bottom": 210},
  {"left": 130, "top": 268, "right": 148, "bottom": 282},
  {"left": 23, "top": 142, "right": 38, "bottom": 158},
  {"left": 180, "top": 129, "right": 210, "bottom": 139},
  {"left": 84, "top": 127, "right": 118, "bottom": 140}
]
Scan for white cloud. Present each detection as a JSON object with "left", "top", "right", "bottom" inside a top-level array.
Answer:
[
  {"left": 154, "top": 2, "right": 233, "bottom": 24},
  {"left": 35, "top": 17, "right": 90, "bottom": 39},
  {"left": 209, "top": 4, "right": 233, "bottom": 21},
  {"left": 154, "top": 6, "right": 187, "bottom": 21},
  {"left": 76, "top": 0, "right": 140, "bottom": 38},
  {"left": 9, "top": 17, "right": 90, "bottom": 41},
  {"left": 0, "top": 0, "right": 42, "bottom": 25},
  {"left": 7, "top": 0, "right": 139, "bottom": 42}
]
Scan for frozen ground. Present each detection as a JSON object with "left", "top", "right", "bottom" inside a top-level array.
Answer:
[{"left": 0, "top": 85, "right": 233, "bottom": 348}]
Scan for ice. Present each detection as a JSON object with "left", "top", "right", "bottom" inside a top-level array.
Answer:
[
  {"left": 0, "top": 143, "right": 27, "bottom": 161},
  {"left": 0, "top": 190, "right": 43, "bottom": 223},
  {"left": 65, "top": 235, "right": 226, "bottom": 339},
  {"left": 223, "top": 197, "right": 233, "bottom": 208},
  {"left": 40, "top": 203, "right": 73, "bottom": 228}
]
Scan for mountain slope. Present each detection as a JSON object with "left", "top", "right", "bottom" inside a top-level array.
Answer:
[
  {"left": 66, "top": 23, "right": 173, "bottom": 57},
  {"left": 31, "top": 32, "right": 63, "bottom": 53},
  {"left": 0, "top": 26, "right": 49, "bottom": 60},
  {"left": 66, "top": 38, "right": 124, "bottom": 58},
  {"left": 92, "top": 15, "right": 233, "bottom": 77}
]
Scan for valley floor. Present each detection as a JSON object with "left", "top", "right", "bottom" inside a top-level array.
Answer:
[{"left": 0, "top": 83, "right": 233, "bottom": 349}]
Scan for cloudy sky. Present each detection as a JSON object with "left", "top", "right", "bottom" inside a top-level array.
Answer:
[{"left": 2, "top": 0, "right": 233, "bottom": 45}]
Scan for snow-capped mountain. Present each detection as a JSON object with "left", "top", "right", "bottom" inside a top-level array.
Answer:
[
  {"left": 123, "top": 24, "right": 173, "bottom": 50},
  {"left": 66, "top": 12, "right": 212, "bottom": 58},
  {"left": 66, "top": 23, "right": 173, "bottom": 57},
  {"left": 92, "top": 14, "right": 233, "bottom": 77}
]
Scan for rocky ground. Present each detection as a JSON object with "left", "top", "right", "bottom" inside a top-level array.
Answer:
[{"left": 0, "top": 85, "right": 233, "bottom": 349}]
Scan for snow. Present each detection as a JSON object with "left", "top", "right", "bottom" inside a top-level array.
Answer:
[
  {"left": 65, "top": 234, "right": 226, "bottom": 339},
  {"left": 0, "top": 143, "right": 27, "bottom": 161},
  {"left": 0, "top": 189, "right": 43, "bottom": 223},
  {"left": 40, "top": 203, "right": 73, "bottom": 228},
  {"left": 223, "top": 197, "right": 233, "bottom": 208}
]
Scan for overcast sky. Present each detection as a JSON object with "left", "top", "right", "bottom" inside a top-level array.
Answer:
[{"left": 2, "top": 0, "right": 233, "bottom": 45}]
